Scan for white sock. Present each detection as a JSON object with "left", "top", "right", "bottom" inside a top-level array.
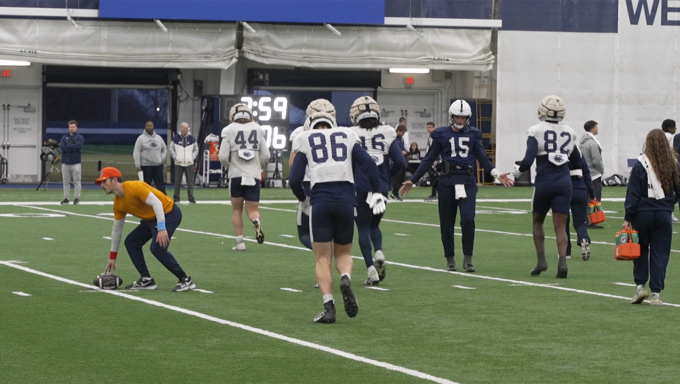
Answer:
[
  {"left": 253, "top": 218, "right": 260, "bottom": 225},
  {"left": 323, "top": 294, "right": 334, "bottom": 304},
  {"left": 341, "top": 273, "right": 351, "bottom": 281},
  {"left": 236, "top": 235, "right": 244, "bottom": 243}
]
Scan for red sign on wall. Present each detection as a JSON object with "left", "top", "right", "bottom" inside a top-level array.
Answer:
[{"left": 1, "top": 70, "right": 11, "bottom": 77}]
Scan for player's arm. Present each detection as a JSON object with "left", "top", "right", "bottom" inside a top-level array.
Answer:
[
  {"left": 352, "top": 144, "right": 386, "bottom": 214},
  {"left": 518, "top": 136, "right": 538, "bottom": 172},
  {"left": 388, "top": 140, "right": 406, "bottom": 177},
  {"left": 289, "top": 151, "right": 308, "bottom": 202},
  {"left": 623, "top": 162, "right": 643, "bottom": 228},
  {"left": 105, "top": 218, "right": 126, "bottom": 272},
  {"left": 133, "top": 136, "right": 143, "bottom": 171},
  {"left": 400, "top": 138, "right": 442, "bottom": 196},
  {"left": 145, "top": 192, "right": 170, "bottom": 247},
  {"left": 568, "top": 145, "right": 582, "bottom": 172}
]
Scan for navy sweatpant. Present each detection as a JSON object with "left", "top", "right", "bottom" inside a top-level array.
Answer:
[
  {"left": 632, "top": 210, "right": 673, "bottom": 293},
  {"left": 566, "top": 188, "right": 591, "bottom": 256},
  {"left": 125, "top": 204, "right": 187, "bottom": 279},
  {"left": 355, "top": 191, "right": 385, "bottom": 268},
  {"left": 438, "top": 183, "right": 477, "bottom": 259}
]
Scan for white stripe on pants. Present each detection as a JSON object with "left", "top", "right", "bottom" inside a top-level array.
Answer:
[{"left": 62, "top": 163, "right": 81, "bottom": 199}]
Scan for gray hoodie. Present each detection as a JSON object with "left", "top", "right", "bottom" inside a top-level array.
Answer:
[
  {"left": 579, "top": 133, "right": 603, "bottom": 179},
  {"left": 133, "top": 131, "right": 167, "bottom": 167}
]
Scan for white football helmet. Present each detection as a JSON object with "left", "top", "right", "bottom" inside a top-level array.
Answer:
[
  {"left": 304, "top": 99, "right": 336, "bottom": 131},
  {"left": 449, "top": 100, "right": 472, "bottom": 129},
  {"left": 349, "top": 96, "right": 380, "bottom": 126},
  {"left": 229, "top": 103, "right": 252, "bottom": 122},
  {"left": 537, "top": 95, "right": 566, "bottom": 122},
  {"left": 308, "top": 111, "right": 337, "bottom": 130}
]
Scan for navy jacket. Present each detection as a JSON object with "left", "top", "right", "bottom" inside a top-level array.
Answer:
[
  {"left": 624, "top": 161, "right": 680, "bottom": 222},
  {"left": 59, "top": 133, "right": 84, "bottom": 164}
]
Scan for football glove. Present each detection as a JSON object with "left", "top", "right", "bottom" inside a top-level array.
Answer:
[
  {"left": 512, "top": 164, "right": 523, "bottom": 179},
  {"left": 367, "top": 193, "right": 386, "bottom": 215},
  {"left": 299, "top": 197, "right": 311, "bottom": 216}
]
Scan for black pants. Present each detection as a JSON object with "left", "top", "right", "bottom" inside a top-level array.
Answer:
[
  {"left": 592, "top": 177, "right": 602, "bottom": 202},
  {"left": 566, "top": 188, "right": 591, "bottom": 256},
  {"left": 392, "top": 162, "right": 407, "bottom": 196},
  {"left": 428, "top": 168, "right": 440, "bottom": 197},
  {"left": 632, "top": 210, "right": 672, "bottom": 293},
  {"left": 438, "top": 183, "right": 478, "bottom": 258},
  {"left": 142, "top": 165, "right": 166, "bottom": 195},
  {"left": 124, "top": 204, "right": 187, "bottom": 280}
]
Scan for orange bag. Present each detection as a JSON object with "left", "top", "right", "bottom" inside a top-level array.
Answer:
[
  {"left": 614, "top": 228, "right": 641, "bottom": 260},
  {"left": 588, "top": 200, "right": 606, "bottom": 224}
]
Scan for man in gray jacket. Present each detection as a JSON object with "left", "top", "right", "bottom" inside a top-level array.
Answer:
[
  {"left": 580, "top": 120, "right": 604, "bottom": 229},
  {"left": 169, "top": 122, "right": 198, "bottom": 203},
  {"left": 134, "top": 121, "right": 167, "bottom": 195}
]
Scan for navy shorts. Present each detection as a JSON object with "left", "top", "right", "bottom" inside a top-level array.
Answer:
[
  {"left": 532, "top": 179, "right": 572, "bottom": 215},
  {"left": 310, "top": 201, "right": 355, "bottom": 244},
  {"left": 229, "top": 177, "right": 261, "bottom": 201}
]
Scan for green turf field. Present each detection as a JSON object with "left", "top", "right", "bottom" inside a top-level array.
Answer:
[{"left": 1, "top": 185, "right": 679, "bottom": 383}]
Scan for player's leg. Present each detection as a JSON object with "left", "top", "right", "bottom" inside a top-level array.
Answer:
[
  {"left": 648, "top": 211, "right": 672, "bottom": 304},
  {"left": 370, "top": 210, "right": 386, "bottom": 281},
  {"left": 229, "top": 178, "right": 246, "bottom": 250},
  {"left": 244, "top": 183, "right": 264, "bottom": 244},
  {"left": 530, "top": 211, "right": 548, "bottom": 275},
  {"left": 149, "top": 205, "right": 188, "bottom": 278},
  {"left": 631, "top": 211, "right": 652, "bottom": 303},
  {"left": 571, "top": 189, "right": 591, "bottom": 260},
  {"left": 310, "top": 203, "right": 337, "bottom": 323},
  {"left": 565, "top": 212, "right": 572, "bottom": 258},
  {"left": 124, "top": 221, "right": 157, "bottom": 289},
  {"left": 438, "top": 185, "right": 457, "bottom": 270},
  {"left": 332, "top": 202, "right": 358, "bottom": 318},
  {"left": 459, "top": 184, "right": 478, "bottom": 272},
  {"left": 550, "top": 184, "right": 572, "bottom": 278},
  {"left": 354, "top": 191, "right": 378, "bottom": 285}
]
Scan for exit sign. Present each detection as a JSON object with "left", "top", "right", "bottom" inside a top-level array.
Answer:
[
  {"left": 1, "top": 70, "right": 10, "bottom": 77},
  {"left": 404, "top": 77, "right": 414, "bottom": 85}
]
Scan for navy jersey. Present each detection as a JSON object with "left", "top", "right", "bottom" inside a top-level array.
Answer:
[
  {"left": 624, "top": 161, "right": 680, "bottom": 222},
  {"left": 350, "top": 125, "right": 405, "bottom": 194},
  {"left": 290, "top": 128, "right": 381, "bottom": 205},
  {"left": 569, "top": 148, "right": 595, "bottom": 198},
  {"left": 518, "top": 121, "right": 580, "bottom": 184},
  {"left": 409, "top": 125, "right": 495, "bottom": 186}
]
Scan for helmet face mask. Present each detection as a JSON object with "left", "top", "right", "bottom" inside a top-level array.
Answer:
[
  {"left": 349, "top": 96, "right": 381, "bottom": 127},
  {"left": 229, "top": 103, "right": 253, "bottom": 122},
  {"left": 449, "top": 100, "right": 472, "bottom": 129},
  {"left": 537, "top": 95, "right": 566, "bottom": 122}
]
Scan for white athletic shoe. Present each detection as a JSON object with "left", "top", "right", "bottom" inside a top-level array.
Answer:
[
  {"left": 364, "top": 266, "right": 379, "bottom": 285},
  {"left": 673, "top": 214, "right": 679, "bottom": 223},
  {"left": 631, "top": 285, "right": 649, "bottom": 304},
  {"left": 374, "top": 250, "right": 386, "bottom": 281},
  {"left": 232, "top": 242, "right": 246, "bottom": 251}
]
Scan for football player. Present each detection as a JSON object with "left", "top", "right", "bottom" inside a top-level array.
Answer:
[
  {"left": 98, "top": 167, "right": 195, "bottom": 292},
  {"left": 219, "top": 103, "right": 270, "bottom": 251},
  {"left": 401, "top": 99, "right": 513, "bottom": 272},
  {"left": 348, "top": 96, "right": 405, "bottom": 285},
  {"left": 513, "top": 95, "right": 581, "bottom": 278},
  {"left": 290, "top": 104, "right": 385, "bottom": 324}
]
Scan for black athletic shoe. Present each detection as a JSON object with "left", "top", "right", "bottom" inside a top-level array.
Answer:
[
  {"left": 125, "top": 277, "right": 157, "bottom": 290},
  {"left": 446, "top": 257, "right": 457, "bottom": 272},
  {"left": 314, "top": 301, "right": 336, "bottom": 323},
  {"left": 340, "top": 275, "right": 358, "bottom": 318},
  {"left": 173, "top": 276, "right": 196, "bottom": 292},
  {"left": 253, "top": 221, "right": 265, "bottom": 244},
  {"left": 60, "top": 198, "right": 69, "bottom": 205},
  {"left": 530, "top": 263, "right": 548, "bottom": 276},
  {"left": 73, "top": 198, "right": 80, "bottom": 205}
]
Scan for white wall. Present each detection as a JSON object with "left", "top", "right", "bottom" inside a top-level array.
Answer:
[{"left": 0, "top": 65, "right": 42, "bottom": 182}]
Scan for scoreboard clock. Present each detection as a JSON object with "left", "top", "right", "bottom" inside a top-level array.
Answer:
[{"left": 221, "top": 94, "right": 289, "bottom": 150}]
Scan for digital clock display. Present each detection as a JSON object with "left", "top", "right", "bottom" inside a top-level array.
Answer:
[{"left": 222, "top": 94, "right": 290, "bottom": 150}]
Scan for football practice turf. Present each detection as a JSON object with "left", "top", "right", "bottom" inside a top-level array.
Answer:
[{"left": 1, "top": 185, "right": 679, "bottom": 383}]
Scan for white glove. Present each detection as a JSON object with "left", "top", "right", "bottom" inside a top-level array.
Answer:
[
  {"left": 300, "top": 197, "right": 311, "bottom": 216},
  {"left": 512, "top": 164, "right": 523, "bottom": 179},
  {"left": 367, "top": 193, "right": 386, "bottom": 215}
]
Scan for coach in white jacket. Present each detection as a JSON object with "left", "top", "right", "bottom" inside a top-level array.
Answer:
[
  {"left": 169, "top": 122, "right": 199, "bottom": 203},
  {"left": 134, "top": 121, "right": 167, "bottom": 195}
]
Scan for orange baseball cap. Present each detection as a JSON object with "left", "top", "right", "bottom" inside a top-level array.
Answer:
[{"left": 95, "top": 167, "right": 123, "bottom": 185}]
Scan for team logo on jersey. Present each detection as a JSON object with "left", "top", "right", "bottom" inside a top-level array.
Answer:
[
  {"left": 371, "top": 155, "right": 380, "bottom": 163},
  {"left": 554, "top": 154, "right": 564, "bottom": 162},
  {"left": 150, "top": 141, "right": 158, "bottom": 148}
]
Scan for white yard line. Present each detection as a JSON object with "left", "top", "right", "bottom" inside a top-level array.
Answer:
[{"left": 0, "top": 260, "right": 457, "bottom": 384}]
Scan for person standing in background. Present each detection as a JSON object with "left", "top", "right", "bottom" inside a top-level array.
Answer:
[
  {"left": 624, "top": 129, "right": 680, "bottom": 305},
  {"left": 424, "top": 122, "right": 440, "bottom": 202},
  {"left": 59, "top": 119, "right": 84, "bottom": 205},
  {"left": 390, "top": 124, "right": 408, "bottom": 201},
  {"left": 580, "top": 120, "right": 604, "bottom": 229},
  {"left": 134, "top": 121, "right": 167, "bottom": 195},
  {"left": 169, "top": 122, "right": 198, "bottom": 204}
]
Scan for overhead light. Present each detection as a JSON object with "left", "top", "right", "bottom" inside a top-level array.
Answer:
[
  {"left": 241, "top": 21, "right": 257, "bottom": 34},
  {"left": 389, "top": 68, "right": 430, "bottom": 74},
  {"left": 155, "top": 19, "right": 168, "bottom": 33},
  {"left": 324, "top": 23, "right": 341, "bottom": 36},
  {"left": 66, "top": 13, "right": 84, "bottom": 30},
  {"left": 406, "top": 24, "right": 423, "bottom": 38},
  {"left": 0, "top": 60, "right": 31, "bottom": 66}
]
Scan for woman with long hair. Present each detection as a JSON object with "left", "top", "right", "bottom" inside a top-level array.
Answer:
[
  {"left": 408, "top": 142, "right": 421, "bottom": 160},
  {"left": 624, "top": 128, "right": 680, "bottom": 305}
]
